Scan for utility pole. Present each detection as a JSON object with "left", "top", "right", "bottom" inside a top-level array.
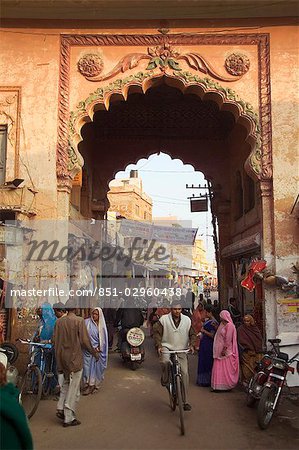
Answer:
[{"left": 186, "top": 180, "right": 221, "bottom": 299}]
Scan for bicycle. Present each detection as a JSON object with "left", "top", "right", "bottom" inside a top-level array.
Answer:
[
  {"left": 162, "top": 349, "right": 189, "bottom": 436},
  {"left": 18, "top": 338, "right": 57, "bottom": 419}
]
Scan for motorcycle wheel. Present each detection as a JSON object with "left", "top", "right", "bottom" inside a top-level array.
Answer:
[
  {"left": 246, "top": 391, "right": 256, "bottom": 407},
  {"left": 257, "top": 385, "right": 276, "bottom": 429},
  {"left": 246, "top": 378, "right": 257, "bottom": 407},
  {"left": 131, "top": 361, "right": 138, "bottom": 371}
]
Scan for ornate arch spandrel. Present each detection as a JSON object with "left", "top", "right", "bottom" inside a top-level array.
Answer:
[{"left": 57, "top": 32, "right": 273, "bottom": 190}]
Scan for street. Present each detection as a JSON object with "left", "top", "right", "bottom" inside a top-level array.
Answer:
[{"left": 30, "top": 334, "right": 298, "bottom": 450}]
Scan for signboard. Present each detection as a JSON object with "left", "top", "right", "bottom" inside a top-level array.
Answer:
[
  {"left": 278, "top": 298, "right": 299, "bottom": 314},
  {"left": 190, "top": 197, "right": 208, "bottom": 212},
  {"left": 120, "top": 220, "right": 197, "bottom": 245}
]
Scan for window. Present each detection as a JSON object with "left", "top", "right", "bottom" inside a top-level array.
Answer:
[
  {"left": 135, "top": 205, "right": 139, "bottom": 216},
  {"left": 0, "top": 126, "right": 7, "bottom": 185}
]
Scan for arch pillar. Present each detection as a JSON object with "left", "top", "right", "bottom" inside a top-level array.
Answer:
[{"left": 259, "top": 179, "right": 277, "bottom": 340}]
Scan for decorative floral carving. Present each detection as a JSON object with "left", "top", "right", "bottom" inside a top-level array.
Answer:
[
  {"left": 146, "top": 43, "right": 181, "bottom": 72},
  {"left": 225, "top": 53, "right": 250, "bottom": 76},
  {"left": 77, "top": 54, "right": 104, "bottom": 78},
  {"left": 81, "top": 43, "right": 244, "bottom": 83}
]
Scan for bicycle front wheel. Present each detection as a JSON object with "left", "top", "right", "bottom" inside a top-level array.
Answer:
[
  {"left": 168, "top": 377, "right": 176, "bottom": 411},
  {"left": 176, "top": 374, "right": 185, "bottom": 435},
  {"left": 19, "top": 365, "right": 42, "bottom": 419}
]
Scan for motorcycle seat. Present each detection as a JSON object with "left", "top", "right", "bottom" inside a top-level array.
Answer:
[
  {"left": 268, "top": 338, "right": 281, "bottom": 344},
  {"left": 277, "top": 352, "right": 289, "bottom": 361}
]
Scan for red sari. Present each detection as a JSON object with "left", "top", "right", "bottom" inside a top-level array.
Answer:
[{"left": 192, "top": 306, "right": 207, "bottom": 350}]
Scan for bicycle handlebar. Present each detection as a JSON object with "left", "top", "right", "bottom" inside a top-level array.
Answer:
[
  {"left": 18, "top": 338, "right": 52, "bottom": 349},
  {"left": 161, "top": 349, "right": 190, "bottom": 354}
]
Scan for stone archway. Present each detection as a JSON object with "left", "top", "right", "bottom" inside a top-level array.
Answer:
[{"left": 60, "top": 66, "right": 276, "bottom": 340}]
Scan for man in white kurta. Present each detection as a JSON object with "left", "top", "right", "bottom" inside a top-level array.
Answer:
[{"left": 153, "top": 302, "right": 196, "bottom": 411}]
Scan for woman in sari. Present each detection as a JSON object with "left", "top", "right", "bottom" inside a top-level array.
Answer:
[
  {"left": 211, "top": 310, "right": 239, "bottom": 391},
  {"left": 35, "top": 302, "right": 57, "bottom": 343},
  {"left": 196, "top": 305, "right": 218, "bottom": 387},
  {"left": 237, "top": 314, "right": 263, "bottom": 383},
  {"left": 191, "top": 302, "right": 207, "bottom": 350},
  {"left": 83, "top": 307, "right": 108, "bottom": 395}
]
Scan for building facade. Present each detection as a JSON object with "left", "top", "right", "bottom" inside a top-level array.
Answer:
[
  {"left": 108, "top": 170, "right": 152, "bottom": 221},
  {"left": 0, "top": 1, "right": 298, "bottom": 368}
]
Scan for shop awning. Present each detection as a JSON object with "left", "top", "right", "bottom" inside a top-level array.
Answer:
[{"left": 221, "top": 232, "right": 261, "bottom": 258}]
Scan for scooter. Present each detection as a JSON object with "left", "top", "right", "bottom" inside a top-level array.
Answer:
[
  {"left": 120, "top": 327, "right": 145, "bottom": 370},
  {"left": 0, "top": 341, "right": 19, "bottom": 384},
  {"left": 257, "top": 348, "right": 299, "bottom": 429},
  {"left": 0, "top": 341, "right": 19, "bottom": 364}
]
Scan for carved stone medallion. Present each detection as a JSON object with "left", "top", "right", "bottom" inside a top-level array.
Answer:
[
  {"left": 225, "top": 53, "right": 250, "bottom": 76},
  {"left": 77, "top": 54, "right": 104, "bottom": 78}
]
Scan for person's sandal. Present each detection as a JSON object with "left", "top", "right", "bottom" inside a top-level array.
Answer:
[
  {"left": 56, "top": 410, "right": 64, "bottom": 420},
  {"left": 82, "top": 386, "right": 91, "bottom": 396},
  {"left": 63, "top": 419, "right": 81, "bottom": 427}
]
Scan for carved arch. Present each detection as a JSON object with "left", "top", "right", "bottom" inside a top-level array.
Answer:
[{"left": 67, "top": 72, "right": 262, "bottom": 186}]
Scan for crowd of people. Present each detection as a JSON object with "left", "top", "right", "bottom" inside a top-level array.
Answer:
[
  {"left": 0, "top": 291, "right": 264, "bottom": 448},
  {"left": 151, "top": 295, "right": 264, "bottom": 411}
]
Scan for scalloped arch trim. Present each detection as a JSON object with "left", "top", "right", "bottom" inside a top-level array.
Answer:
[{"left": 68, "top": 72, "right": 261, "bottom": 179}]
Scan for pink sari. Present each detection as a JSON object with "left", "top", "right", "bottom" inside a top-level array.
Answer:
[{"left": 211, "top": 310, "right": 239, "bottom": 390}]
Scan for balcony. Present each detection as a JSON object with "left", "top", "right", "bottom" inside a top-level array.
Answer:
[{"left": 0, "top": 186, "right": 37, "bottom": 217}]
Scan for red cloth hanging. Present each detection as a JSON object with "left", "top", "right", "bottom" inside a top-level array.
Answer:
[{"left": 241, "top": 260, "right": 267, "bottom": 292}]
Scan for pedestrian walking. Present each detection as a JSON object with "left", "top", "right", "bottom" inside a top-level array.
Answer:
[
  {"left": 211, "top": 310, "right": 239, "bottom": 391},
  {"left": 83, "top": 307, "right": 108, "bottom": 395},
  {"left": 191, "top": 302, "right": 207, "bottom": 351},
  {"left": 53, "top": 299, "right": 99, "bottom": 427},
  {"left": 0, "top": 355, "right": 33, "bottom": 450},
  {"left": 196, "top": 305, "right": 218, "bottom": 387}
]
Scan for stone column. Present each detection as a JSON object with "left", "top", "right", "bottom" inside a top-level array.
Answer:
[
  {"left": 214, "top": 200, "right": 231, "bottom": 307},
  {"left": 259, "top": 179, "right": 277, "bottom": 340}
]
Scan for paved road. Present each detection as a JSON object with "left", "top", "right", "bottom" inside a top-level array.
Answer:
[{"left": 30, "top": 334, "right": 298, "bottom": 450}]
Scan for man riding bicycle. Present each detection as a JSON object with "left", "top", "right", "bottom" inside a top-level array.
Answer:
[{"left": 153, "top": 300, "right": 196, "bottom": 411}]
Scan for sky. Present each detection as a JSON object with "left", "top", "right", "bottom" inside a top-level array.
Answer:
[{"left": 112, "top": 152, "right": 216, "bottom": 261}]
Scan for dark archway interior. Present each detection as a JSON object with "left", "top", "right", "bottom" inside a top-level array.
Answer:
[
  {"left": 91, "top": 85, "right": 235, "bottom": 140},
  {"left": 77, "top": 84, "right": 252, "bottom": 215}
]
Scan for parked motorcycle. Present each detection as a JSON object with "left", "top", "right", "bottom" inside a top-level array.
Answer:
[
  {"left": 121, "top": 327, "right": 145, "bottom": 370},
  {"left": 257, "top": 348, "right": 299, "bottom": 429},
  {"left": 246, "top": 338, "right": 280, "bottom": 407}
]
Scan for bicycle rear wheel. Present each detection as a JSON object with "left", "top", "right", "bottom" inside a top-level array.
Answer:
[
  {"left": 19, "top": 366, "right": 42, "bottom": 419},
  {"left": 176, "top": 374, "right": 185, "bottom": 435}
]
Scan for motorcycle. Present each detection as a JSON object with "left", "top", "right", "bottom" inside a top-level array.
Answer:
[
  {"left": 256, "top": 347, "right": 299, "bottom": 429},
  {"left": 120, "top": 327, "right": 145, "bottom": 370},
  {"left": 246, "top": 338, "right": 280, "bottom": 407}
]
